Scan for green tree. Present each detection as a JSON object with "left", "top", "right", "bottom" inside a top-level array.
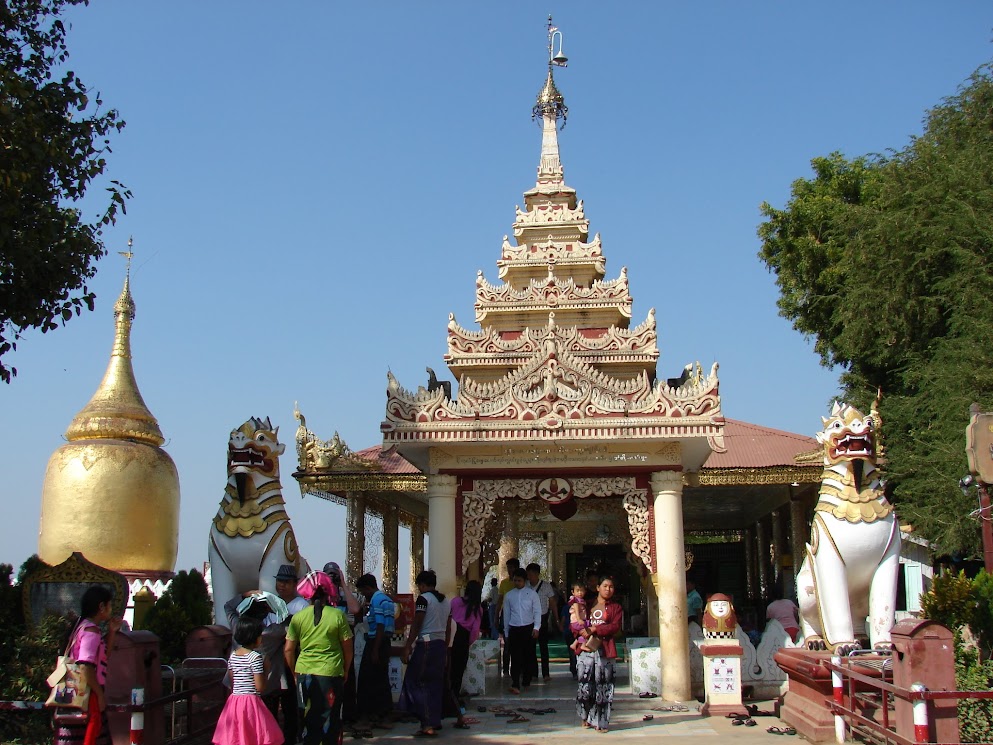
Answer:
[
  {"left": 758, "top": 61, "right": 993, "bottom": 556},
  {"left": 0, "top": 0, "right": 130, "bottom": 383},
  {"left": 142, "top": 569, "right": 212, "bottom": 663}
]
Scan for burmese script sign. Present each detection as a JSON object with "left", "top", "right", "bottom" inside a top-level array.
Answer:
[{"left": 429, "top": 442, "right": 680, "bottom": 470}]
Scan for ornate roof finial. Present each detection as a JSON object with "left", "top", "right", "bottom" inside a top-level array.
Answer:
[
  {"left": 65, "top": 240, "right": 164, "bottom": 446},
  {"left": 533, "top": 16, "right": 569, "bottom": 126}
]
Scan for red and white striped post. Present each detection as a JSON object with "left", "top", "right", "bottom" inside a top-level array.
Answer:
[
  {"left": 129, "top": 687, "right": 144, "bottom": 745},
  {"left": 910, "top": 683, "right": 929, "bottom": 743},
  {"left": 831, "top": 655, "right": 846, "bottom": 744}
]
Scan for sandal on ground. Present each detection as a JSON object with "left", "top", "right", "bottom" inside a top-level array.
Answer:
[
  {"left": 462, "top": 717, "right": 480, "bottom": 724},
  {"left": 582, "top": 722, "right": 593, "bottom": 729},
  {"left": 453, "top": 722, "right": 471, "bottom": 730},
  {"left": 639, "top": 692, "right": 658, "bottom": 698},
  {"left": 642, "top": 715, "right": 654, "bottom": 721},
  {"left": 596, "top": 727, "right": 609, "bottom": 733},
  {"left": 413, "top": 729, "right": 438, "bottom": 737},
  {"left": 539, "top": 707, "right": 557, "bottom": 714},
  {"left": 744, "top": 718, "right": 757, "bottom": 726},
  {"left": 508, "top": 714, "right": 530, "bottom": 723}
]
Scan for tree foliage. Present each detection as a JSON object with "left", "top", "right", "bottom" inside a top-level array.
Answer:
[
  {"left": 0, "top": 0, "right": 130, "bottom": 383},
  {"left": 142, "top": 569, "right": 212, "bottom": 664},
  {"left": 758, "top": 61, "right": 993, "bottom": 555}
]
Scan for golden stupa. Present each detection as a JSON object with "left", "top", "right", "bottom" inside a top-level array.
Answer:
[{"left": 38, "top": 255, "right": 180, "bottom": 574}]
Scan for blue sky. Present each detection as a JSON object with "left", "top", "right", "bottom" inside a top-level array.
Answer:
[{"left": 3, "top": 3, "right": 991, "bottom": 582}]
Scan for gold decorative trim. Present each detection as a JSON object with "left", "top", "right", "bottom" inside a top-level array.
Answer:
[
  {"left": 696, "top": 466, "right": 820, "bottom": 486},
  {"left": 22, "top": 552, "right": 129, "bottom": 629},
  {"left": 295, "top": 473, "right": 427, "bottom": 496}
]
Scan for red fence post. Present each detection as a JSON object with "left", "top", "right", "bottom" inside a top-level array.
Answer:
[
  {"left": 831, "top": 654, "right": 846, "bottom": 744},
  {"left": 910, "top": 683, "right": 929, "bottom": 744},
  {"left": 129, "top": 688, "right": 144, "bottom": 745}
]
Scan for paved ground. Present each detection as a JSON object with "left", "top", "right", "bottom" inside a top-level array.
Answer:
[{"left": 357, "top": 669, "right": 800, "bottom": 744}]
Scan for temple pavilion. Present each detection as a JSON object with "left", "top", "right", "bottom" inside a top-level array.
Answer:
[{"left": 292, "top": 33, "right": 826, "bottom": 699}]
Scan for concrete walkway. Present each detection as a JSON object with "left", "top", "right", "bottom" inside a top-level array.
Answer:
[{"left": 363, "top": 667, "right": 799, "bottom": 744}]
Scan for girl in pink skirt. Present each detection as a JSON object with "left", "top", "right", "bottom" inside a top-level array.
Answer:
[{"left": 213, "top": 617, "right": 284, "bottom": 745}]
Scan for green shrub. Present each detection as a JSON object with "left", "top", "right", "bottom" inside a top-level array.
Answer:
[
  {"left": 971, "top": 570, "right": 993, "bottom": 658},
  {"left": 956, "top": 642, "right": 993, "bottom": 744},
  {"left": 920, "top": 569, "right": 976, "bottom": 630},
  {"left": 141, "top": 569, "right": 212, "bottom": 664}
]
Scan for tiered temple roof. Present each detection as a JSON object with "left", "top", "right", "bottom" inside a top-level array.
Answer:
[{"left": 381, "top": 65, "right": 723, "bottom": 470}]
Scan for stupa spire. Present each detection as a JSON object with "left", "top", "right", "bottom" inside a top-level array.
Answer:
[
  {"left": 532, "top": 17, "right": 569, "bottom": 187},
  {"left": 65, "top": 239, "right": 165, "bottom": 446}
]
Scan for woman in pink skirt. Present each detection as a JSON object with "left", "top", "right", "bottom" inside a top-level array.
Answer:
[{"left": 213, "top": 617, "right": 284, "bottom": 745}]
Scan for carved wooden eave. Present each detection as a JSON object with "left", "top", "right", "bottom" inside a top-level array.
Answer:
[
  {"left": 497, "top": 234, "right": 606, "bottom": 285},
  {"left": 382, "top": 341, "right": 723, "bottom": 468},
  {"left": 446, "top": 309, "right": 658, "bottom": 379},
  {"left": 475, "top": 267, "right": 632, "bottom": 330},
  {"left": 512, "top": 200, "right": 589, "bottom": 242}
]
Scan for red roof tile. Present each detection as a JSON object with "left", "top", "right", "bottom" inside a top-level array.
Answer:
[
  {"left": 703, "top": 419, "right": 818, "bottom": 470},
  {"left": 353, "top": 445, "right": 420, "bottom": 474}
]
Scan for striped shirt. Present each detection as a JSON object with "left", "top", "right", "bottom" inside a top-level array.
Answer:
[{"left": 229, "top": 650, "right": 264, "bottom": 696}]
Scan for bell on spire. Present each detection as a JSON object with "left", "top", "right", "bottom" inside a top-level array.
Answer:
[{"left": 533, "top": 16, "right": 569, "bottom": 126}]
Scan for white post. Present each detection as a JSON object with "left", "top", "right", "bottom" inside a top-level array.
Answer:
[
  {"left": 831, "top": 655, "right": 846, "bottom": 744},
  {"left": 651, "top": 470, "right": 690, "bottom": 701},
  {"left": 910, "top": 682, "right": 929, "bottom": 743},
  {"left": 130, "top": 687, "right": 145, "bottom": 745},
  {"left": 426, "top": 474, "right": 458, "bottom": 597}
]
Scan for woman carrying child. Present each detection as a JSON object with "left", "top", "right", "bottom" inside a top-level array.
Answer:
[
  {"left": 573, "top": 576, "right": 623, "bottom": 733},
  {"left": 213, "top": 616, "right": 284, "bottom": 745}
]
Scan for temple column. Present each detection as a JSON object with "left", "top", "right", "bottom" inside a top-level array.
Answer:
[
  {"left": 346, "top": 493, "right": 366, "bottom": 584},
  {"left": 771, "top": 507, "right": 784, "bottom": 591},
  {"left": 744, "top": 526, "right": 757, "bottom": 602},
  {"left": 410, "top": 518, "right": 425, "bottom": 591},
  {"left": 427, "top": 474, "right": 458, "bottom": 597},
  {"left": 545, "top": 531, "right": 556, "bottom": 580},
  {"left": 497, "top": 506, "right": 519, "bottom": 580},
  {"left": 382, "top": 504, "right": 399, "bottom": 596},
  {"left": 651, "top": 470, "right": 690, "bottom": 702},
  {"left": 790, "top": 489, "right": 808, "bottom": 584},
  {"left": 756, "top": 518, "right": 769, "bottom": 601}
]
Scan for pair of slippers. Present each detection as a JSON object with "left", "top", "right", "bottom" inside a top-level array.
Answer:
[
  {"left": 731, "top": 717, "right": 757, "bottom": 727},
  {"left": 652, "top": 704, "right": 690, "bottom": 712},
  {"left": 517, "top": 707, "right": 556, "bottom": 715},
  {"left": 767, "top": 726, "right": 797, "bottom": 736},
  {"left": 638, "top": 691, "right": 658, "bottom": 698}
]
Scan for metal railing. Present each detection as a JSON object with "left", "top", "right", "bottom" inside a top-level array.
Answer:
[
  {"left": 826, "top": 652, "right": 993, "bottom": 745},
  {"left": 0, "top": 658, "right": 228, "bottom": 745}
]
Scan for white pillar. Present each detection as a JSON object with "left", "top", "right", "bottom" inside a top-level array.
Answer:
[
  {"left": 410, "top": 518, "right": 425, "bottom": 590},
  {"left": 346, "top": 493, "right": 366, "bottom": 584},
  {"left": 427, "top": 474, "right": 458, "bottom": 597},
  {"left": 383, "top": 504, "right": 399, "bottom": 596},
  {"left": 651, "top": 470, "right": 690, "bottom": 702}
]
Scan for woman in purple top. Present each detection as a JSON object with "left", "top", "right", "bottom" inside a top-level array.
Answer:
[{"left": 447, "top": 580, "right": 482, "bottom": 726}]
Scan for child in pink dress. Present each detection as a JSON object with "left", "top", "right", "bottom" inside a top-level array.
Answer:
[{"left": 213, "top": 617, "right": 284, "bottom": 745}]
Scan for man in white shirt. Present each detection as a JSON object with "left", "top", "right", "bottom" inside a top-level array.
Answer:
[
  {"left": 526, "top": 562, "right": 559, "bottom": 681},
  {"left": 501, "top": 568, "right": 541, "bottom": 693}
]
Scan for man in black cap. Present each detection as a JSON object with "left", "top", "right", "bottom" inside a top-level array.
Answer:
[{"left": 275, "top": 564, "right": 309, "bottom": 617}]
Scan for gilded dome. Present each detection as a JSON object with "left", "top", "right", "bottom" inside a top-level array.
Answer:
[{"left": 38, "top": 270, "right": 180, "bottom": 573}]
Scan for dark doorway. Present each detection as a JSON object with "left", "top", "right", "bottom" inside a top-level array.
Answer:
[{"left": 565, "top": 544, "right": 642, "bottom": 622}]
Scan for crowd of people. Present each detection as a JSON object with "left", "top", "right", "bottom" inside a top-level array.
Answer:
[{"left": 61, "top": 559, "right": 638, "bottom": 743}]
